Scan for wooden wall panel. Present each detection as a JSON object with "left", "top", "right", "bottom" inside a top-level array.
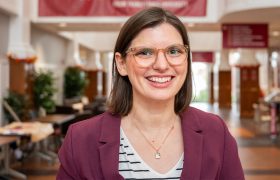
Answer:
[
  {"left": 85, "top": 70, "right": 97, "bottom": 102},
  {"left": 102, "top": 71, "right": 107, "bottom": 96},
  {"left": 239, "top": 67, "right": 260, "bottom": 118},
  {"left": 209, "top": 71, "right": 214, "bottom": 104},
  {"left": 9, "top": 61, "right": 26, "bottom": 94},
  {"left": 218, "top": 71, "right": 232, "bottom": 108}
]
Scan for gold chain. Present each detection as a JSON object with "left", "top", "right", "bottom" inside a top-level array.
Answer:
[{"left": 134, "top": 117, "right": 176, "bottom": 159}]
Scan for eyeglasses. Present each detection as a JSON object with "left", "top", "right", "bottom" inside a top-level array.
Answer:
[{"left": 125, "top": 44, "right": 188, "bottom": 67}]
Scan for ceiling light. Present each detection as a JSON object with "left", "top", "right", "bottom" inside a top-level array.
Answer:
[
  {"left": 272, "top": 31, "right": 280, "bottom": 36},
  {"left": 59, "top": 23, "right": 67, "bottom": 27},
  {"left": 187, "top": 23, "right": 195, "bottom": 27}
]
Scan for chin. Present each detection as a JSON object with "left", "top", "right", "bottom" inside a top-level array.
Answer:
[{"left": 146, "top": 93, "right": 176, "bottom": 102}]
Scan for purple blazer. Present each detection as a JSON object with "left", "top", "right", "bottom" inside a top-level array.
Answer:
[{"left": 57, "top": 107, "right": 244, "bottom": 180}]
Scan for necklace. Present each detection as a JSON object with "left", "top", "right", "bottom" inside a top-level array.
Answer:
[{"left": 134, "top": 117, "right": 176, "bottom": 159}]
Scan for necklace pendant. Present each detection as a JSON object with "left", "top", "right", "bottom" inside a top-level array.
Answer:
[{"left": 155, "top": 152, "right": 161, "bottom": 159}]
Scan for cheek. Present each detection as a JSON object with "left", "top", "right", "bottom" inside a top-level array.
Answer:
[
  {"left": 126, "top": 63, "right": 147, "bottom": 82},
  {"left": 177, "top": 64, "right": 188, "bottom": 77},
  {"left": 126, "top": 59, "right": 147, "bottom": 74}
]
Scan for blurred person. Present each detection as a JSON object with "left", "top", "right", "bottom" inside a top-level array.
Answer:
[{"left": 57, "top": 7, "right": 244, "bottom": 180}]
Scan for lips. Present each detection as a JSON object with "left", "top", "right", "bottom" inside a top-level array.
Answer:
[{"left": 146, "top": 76, "right": 173, "bottom": 83}]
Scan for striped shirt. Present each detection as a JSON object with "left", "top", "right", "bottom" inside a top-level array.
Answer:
[{"left": 119, "top": 128, "right": 183, "bottom": 179}]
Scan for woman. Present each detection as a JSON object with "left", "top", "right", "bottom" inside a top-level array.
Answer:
[{"left": 57, "top": 7, "right": 244, "bottom": 180}]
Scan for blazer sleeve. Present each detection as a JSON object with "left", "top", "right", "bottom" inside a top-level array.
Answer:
[
  {"left": 219, "top": 119, "right": 245, "bottom": 180},
  {"left": 56, "top": 125, "right": 80, "bottom": 180}
]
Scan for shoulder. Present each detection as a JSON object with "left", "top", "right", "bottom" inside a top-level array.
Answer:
[
  {"left": 68, "top": 111, "right": 120, "bottom": 141},
  {"left": 70, "top": 112, "right": 105, "bottom": 131},
  {"left": 181, "top": 106, "right": 233, "bottom": 150},
  {"left": 181, "top": 106, "right": 226, "bottom": 133}
]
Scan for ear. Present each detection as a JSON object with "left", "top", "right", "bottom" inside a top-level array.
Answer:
[{"left": 115, "top": 52, "right": 128, "bottom": 76}]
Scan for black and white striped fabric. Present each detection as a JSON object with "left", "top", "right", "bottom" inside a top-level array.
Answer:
[{"left": 119, "top": 128, "right": 183, "bottom": 179}]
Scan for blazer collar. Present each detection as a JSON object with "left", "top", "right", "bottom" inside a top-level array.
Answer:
[
  {"left": 99, "top": 112, "right": 124, "bottom": 180},
  {"left": 180, "top": 107, "right": 204, "bottom": 179},
  {"left": 98, "top": 108, "right": 204, "bottom": 180}
]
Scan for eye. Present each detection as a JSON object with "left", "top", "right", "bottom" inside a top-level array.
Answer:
[
  {"left": 167, "top": 46, "right": 184, "bottom": 56},
  {"left": 134, "top": 48, "right": 154, "bottom": 58}
]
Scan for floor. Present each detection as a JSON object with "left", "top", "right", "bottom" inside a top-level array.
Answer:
[
  {"left": 2, "top": 102, "right": 280, "bottom": 180},
  {"left": 192, "top": 103, "right": 280, "bottom": 180}
]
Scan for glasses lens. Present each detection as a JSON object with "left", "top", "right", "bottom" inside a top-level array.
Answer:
[
  {"left": 132, "top": 47, "right": 156, "bottom": 67},
  {"left": 134, "top": 48, "right": 155, "bottom": 59},
  {"left": 165, "top": 45, "right": 187, "bottom": 65}
]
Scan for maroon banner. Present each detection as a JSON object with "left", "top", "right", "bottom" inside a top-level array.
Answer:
[
  {"left": 39, "top": 0, "right": 207, "bottom": 17},
  {"left": 192, "top": 52, "right": 213, "bottom": 63},
  {"left": 222, "top": 24, "right": 268, "bottom": 48}
]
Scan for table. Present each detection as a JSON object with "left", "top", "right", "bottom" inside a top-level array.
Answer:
[
  {"left": 33, "top": 114, "right": 75, "bottom": 154},
  {"left": 0, "top": 122, "right": 55, "bottom": 163},
  {"left": 34, "top": 114, "right": 75, "bottom": 141},
  {"left": 0, "top": 136, "right": 27, "bottom": 179},
  {"left": 34, "top": 114, "right": 75, "bottom": 125},
  {"left": 0, "top": 122, "right": 54, "bottom": 142}
]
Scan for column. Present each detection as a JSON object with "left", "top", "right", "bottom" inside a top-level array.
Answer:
[
  {"left": 234, "top": 49, "right": 260, "bottom": 118},
  {"left": 209, "top": 64, "right": 214, "bottom": 104},
  {"left": 84, "top": 51, "right": 103, "bottom": 102},
  {"left": 217, "top": 50, "right": 232, "bottom": 108},
  {"left": 7, "top": 1, "right": 36, "bottom": 120},
  {"left": 7, "top": 0, "right": 36, "bottom": 93}
]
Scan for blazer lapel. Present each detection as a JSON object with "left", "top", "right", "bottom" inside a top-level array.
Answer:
[
  {"left": 98, "top": 109, "right": 203, "bottom": 180},
  {"left": 180, "top": 108, "right": 204, "bottom": 180},
  {"left": 98, "top": 113, "right": 124, "bottom": 180}
]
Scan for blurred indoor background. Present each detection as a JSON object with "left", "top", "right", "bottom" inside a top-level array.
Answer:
[{"left": 0, "top": 0, "right": 279, "bottom": 179}]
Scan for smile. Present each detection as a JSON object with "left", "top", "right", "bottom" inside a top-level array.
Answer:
[{"left": 147, "top": 76, "right": 173, "bottom": 83}]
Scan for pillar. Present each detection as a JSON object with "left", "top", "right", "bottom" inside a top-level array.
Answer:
[
  {"left": 234, "top": 49, "right": 260, "bottom": 118},
  {"left": 7, "top": 1, "right": 36, "bottom": 119},
  {"left": 209, "top": 64, "right": 214, "bottom": 104},
  {"left": 217, "top": 50, "right": 232, "bottom": 108},
  {"left": 84, "top": 51, "right": 103, "bottom": 102}
]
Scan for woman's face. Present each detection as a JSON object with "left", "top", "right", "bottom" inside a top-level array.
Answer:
[{"left": 115, "top": 23, "right": 188, "bottom": 103}]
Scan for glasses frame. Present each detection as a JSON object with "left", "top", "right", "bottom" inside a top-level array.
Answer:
[{"left": 125, "top": 44, "right": 189, "bottom": 67}]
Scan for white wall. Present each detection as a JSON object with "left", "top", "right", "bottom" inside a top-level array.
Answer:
[
  {"left": 256, "top": 50, "right": 269, "bottom": 94},
  {"left": 0, "top": 12, "right": 9, "bottom": 56},
  {"left": 189, "top": 31, "right": 222, "bottom": 51},
  {"left": 63, "top": 32, "right": 119, "bottom": 52},
  {"left": 0, "top": 0, "right": 19, "bottom": 15},
  {"left": 0, "top": 12, "right": 10, "bottom": 125},
  {"left": 31, "top": 26, "right": 69, "bottom": 105},
  {"left": 225, "top": 0, "right": 280, "bottom": 13}
]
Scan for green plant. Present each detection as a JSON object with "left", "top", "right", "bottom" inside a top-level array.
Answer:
[
  {"left": 33, "top": 71, "right": 56, "bottom": 113},
  {"left": 4, "top": 91, "right": 27, "bottom": 122},
  {"left": 64, "top": 67, "right": 88, "bottom": 99}
]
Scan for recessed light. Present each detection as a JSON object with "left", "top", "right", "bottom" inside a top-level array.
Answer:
[
  {"left": 272, "top": 31, "right": 280, "bottom": 36},
  {"left": 59, "top": 23, "right": 67, "bottom": 27},
  {"left": 187, "top": 23, "right": 195, "bottom": 27}
]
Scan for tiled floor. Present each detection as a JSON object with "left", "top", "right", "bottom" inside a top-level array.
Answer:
[{"left": 3, "top": 102, "right": 280, "bottom": 179}]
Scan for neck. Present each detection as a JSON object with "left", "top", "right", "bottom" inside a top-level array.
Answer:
[{"left": 127, "top": 94, "right": 177, "bottom": 130}]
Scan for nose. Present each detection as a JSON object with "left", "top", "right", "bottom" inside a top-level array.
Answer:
[{"left": 152, "top": 50, "right": 169, "bottom": 71}]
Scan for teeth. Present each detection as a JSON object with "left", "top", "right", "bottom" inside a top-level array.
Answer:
[{"left": 148, "top": 76, "right": 172, "bottom": 83}]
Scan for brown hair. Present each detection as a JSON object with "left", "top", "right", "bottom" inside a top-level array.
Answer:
[{"left": 107, "top": 7, "right": 192, "bottom": 116}]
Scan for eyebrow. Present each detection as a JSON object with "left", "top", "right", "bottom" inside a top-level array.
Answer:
[{"left": 129, "top": 43, "right": 185, "bottom": 48}]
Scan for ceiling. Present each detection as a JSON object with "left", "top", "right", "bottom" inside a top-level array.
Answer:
[
  {"left": 34, "top": 6, "right": 280, "bottom": 31},
  {"left": 33, "top": 6, "right": 280, "bottom": 48}
]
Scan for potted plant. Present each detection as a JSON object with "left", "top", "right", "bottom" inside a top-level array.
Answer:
[
  {"left": 63, "top": 67, "right": 88, "bottom": 100},
  {"left": 4, "top": 91, "right": 28, "bottom": 122},
  {"left": 33, "top": 71, "right": 56, "bottom": 114}
]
